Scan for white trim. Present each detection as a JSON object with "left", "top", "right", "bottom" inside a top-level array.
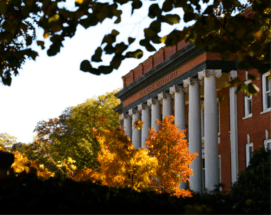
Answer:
[
  {"left": 260, "top": 108, "right": 271, "bottom": 114},
  {"left": 264, "top": 139, "right": 271, "bottom": 150},
  {"left": 246, "top": 143, "right": 253, "bottom": 167},
  {"left": 244, "top": 91, "right": 252, "bottom": 117},
  {"left": 262, "top": 72, "right": 271, "bottom": 111},
  {"left": 242, "top": 114, "right": 253, "bottom": 120}
]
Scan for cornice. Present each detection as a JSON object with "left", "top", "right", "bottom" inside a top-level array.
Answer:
[
  {"left": 119, "top": 60, "right": 238, "bottom": 114},
  {"left": 115, "top": 43, "right": 202, "bottom": 101}
]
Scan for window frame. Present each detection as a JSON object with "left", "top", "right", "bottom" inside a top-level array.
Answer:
[
  {"left": 262, "top": 72, "right": 271, "bottom": 113},
  {"left": 246, "top": 143, "right": 253, "bottom": 167},
  {"left": 264, "top": 139, "right": 271, "bottom": 150},
  {"left": 243, "top": 72, "right": 252, "bottom": 118}
]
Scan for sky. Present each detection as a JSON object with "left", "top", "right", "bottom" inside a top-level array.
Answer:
[{"left": 0, "top": 0, "right": 194, "bottom": 144}]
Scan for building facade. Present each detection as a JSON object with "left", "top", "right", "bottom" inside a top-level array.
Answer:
[{"left": 114, "top": 40, "right": 271, "bottom": 193}]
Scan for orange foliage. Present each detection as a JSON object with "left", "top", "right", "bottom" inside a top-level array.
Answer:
[
  {"left": 0, "top": 115, "right": 196, "bottom": 199},
  {"left": 92, "top": 124, "right": 158, "bottom": 191},
  {"left": 146, "top": 116, "right": 198, "bottom": 198}
]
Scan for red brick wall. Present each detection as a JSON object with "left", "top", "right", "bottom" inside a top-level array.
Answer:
[
  {"left": 134, "top": 64, "right": 143, "bottom": 80},
  {"left": 237, "top": 69, "right": 271, "bottom": 173},
  {"left": 153, "top": 49, "right": 164, "bottom": 67},
  {"left": 125, "top": 72, "right": 134, "bottom": 86},
  {"left": 217, "top": 87, "right": 231, "bottom": 192},
  {"left": 143, "top": 57, "right": 153, "bottom": 74},
  {"left": 165, "top": 46, "right": 176, "bottom": 59}
]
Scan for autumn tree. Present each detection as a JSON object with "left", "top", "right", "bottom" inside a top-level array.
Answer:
[
  {"left": 146, "top": 116, "right": 197, "bottom": 198},
  {"left": 92, "top": 117, "right": 158, "bottom": 191},
  {"left": 25, "top": 89, "right": 120, "bottom": 177},
  {"left": 0, "top": 132, "right": 18, "bottom": 151}
]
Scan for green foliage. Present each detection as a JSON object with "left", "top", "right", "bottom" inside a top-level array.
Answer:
[
  {"left": 0, "top": 0, "right": 270, "bottom": 91},
  {"left": 28, "top": 90, "right": 120, "bottom": 175},
  {"left": 229, "top": 146, "right": 270, "bottom": 214}
]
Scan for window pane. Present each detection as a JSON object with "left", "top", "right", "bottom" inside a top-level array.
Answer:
[
  {"left": 218, "top": 156, "right": 221, "bottom": 183},
  {"left": 266, "top": 76, "right": 270, "bottom": 91},
  {"left": 248, "top": 98, "right": 252, "bottom": 114},
  {"left": 249, "top": 146, "right": 253, "bottom": 160},
  {"left": 202, "top": 159, "right": 205, "bottom": 168},
  {"left": 266, "top": 92, "right": 271, "bottom": 109},
  {"left": 268, "top": 143, "right": 271, "bottom": 149}
]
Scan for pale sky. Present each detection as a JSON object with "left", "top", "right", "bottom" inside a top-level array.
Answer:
[{"left": 0, "top": 0, "right": 227, "bottom": 144}]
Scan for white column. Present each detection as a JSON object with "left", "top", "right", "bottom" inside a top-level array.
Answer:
[
  {"left": 198, "top": 69, "right": 221, "bottom": 192},
  {"left": 183, "top": 77, "right": 202, "bottom": 193},
  {"left": 169, "top": 85, "right": 187, "bottom": 189},
  {"left": 138, "top": 103, "right": 150, "bottom": 148},
  {"left": 123, "top": 113, "right": 132, "bottom": 140},
  {"left": 169, "top": 85, "right": 186, "bottom": 130},
  {"left": 158, "top": 92, "right": 172, "bottom": 118},
  {"left": 129, "top": 108, "right": 141, "bottom": 149},
  {"left": 229, "top": 70, "right": 239, "bottom": 185},
  {"left": 147, "top": 98, "right": 161, "bottom": 131}
]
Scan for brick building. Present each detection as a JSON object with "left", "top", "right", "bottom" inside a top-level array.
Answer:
[{"left": 114, "top": 40, "right": 271, "bottom": 193}]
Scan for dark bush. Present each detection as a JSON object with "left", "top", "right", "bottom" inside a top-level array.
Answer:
[
  {"left": 229, "top": 146, "right": 270, "bottom": 214},
  {"left": 0, "top": 147, "right": 269, "bottom": 214}
]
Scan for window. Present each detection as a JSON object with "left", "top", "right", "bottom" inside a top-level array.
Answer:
[
  {"left": 217, "top": 101, "right": 220, "bottom": 134},
  {"left": 246, "top": 143, "right": 253, "bottom": 167},
  {"left": 244, "top": 71, "right": 252, "bottom": 118},
  {"left": 262, "top": 72, "right": 271, "bottom": 112},
  {"left": 264, "top": 139, "right": 271, "bottom": 150},
  {"left": 244, "top": 92, "right": 252, "bottom": 117}
]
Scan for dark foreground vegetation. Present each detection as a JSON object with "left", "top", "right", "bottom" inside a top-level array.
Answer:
[{"left": 0, "top": 147, "right": 270, "bottom": 214}]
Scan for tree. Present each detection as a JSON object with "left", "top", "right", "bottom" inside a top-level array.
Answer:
[
  {"left": 0, "top": 132, "right": 18, "bottom": 151},
  {"left": 145, "top": 115, "right": 197, "bottom": 198},
  {"left": 27, "top": 89, "right": 120, "bottom": 176},
  {"left": 1, "top": 0, "right": 270, "bottom": 95},
  {"left": 91, "top": 118, "right": 158, "bottom": 192},
  {"left": 229, "top": 146, "right": 270, "bottom": 213}
]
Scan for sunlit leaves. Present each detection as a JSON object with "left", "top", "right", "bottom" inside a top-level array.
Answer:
[{"left": 146, "top": 116, "right": 197, "bottom": 198}]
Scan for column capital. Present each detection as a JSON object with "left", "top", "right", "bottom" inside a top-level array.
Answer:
[
  {"left": 147, "top": 98, "right": 158, "bottom": 106},
  {"left": 229, "top": 70, "right": 237, "bottom": 82},
  {"left": 198, "top": 69, "right": 222, "bottom": 80},
  {"left": 138, "top": 103, "right": 148, "bottom": 111},
  {"left": 128, "top": 108, "right": 139, "bottom": 116},
  {"left": 183, "top": 77, "right": 199, "bottom": 88},
  {"left": 169, "top": 85, "right": 183, "bottom": 95},
  {"left": 120, "top": 113, "right": 124, "bottom": 120},
  {"left": 158, "top": 92, "right": 170, "bottom": 101}
]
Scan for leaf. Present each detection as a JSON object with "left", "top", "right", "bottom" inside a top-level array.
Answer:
[
  {"left": 125, "top": 49, "right": 143, "bottom": 59},
  {"left": 134, "top": 119, "right": 143, "bottom": 130},
  {"left": 247, "top": 83, "right": 260, "bottom": 95},
  {"left": 91, "top": 47, "right": 102, "bottom": 62},
  {"left": 235, "top": 83, "right": 247, "bottom": 94},
  {"left": 148, "top": 4, "right": 161, "bottom": 19},
  {"left": 48, "top": 14, "right": 60, "bottom": 23},
  {"left": 128, "top": 37, "right": 135, "bottom": 44},
  {"left": 37, "top": 41, "right": 45, "bottom": 50},
  {"left": 183, "top": 12, "right": 195, "bottom": 22},
  {"left": 247, "top": 73, "right": 258, "bottom": 81},
  {"left": 80, "top": 60, "right": 92, "bottom": 72},
  {"left": 162, "top": 14, "right": 180, "bottom": 25},
  {"left": 131, "top": 0, "right": 142, "bottom": 15}
]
